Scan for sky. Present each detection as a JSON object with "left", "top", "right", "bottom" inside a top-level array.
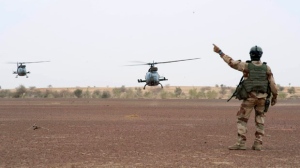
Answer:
[{"left": 1, "top": 0, "right": 300, "bottom": 89}]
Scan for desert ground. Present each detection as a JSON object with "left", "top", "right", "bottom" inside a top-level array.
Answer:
[{"left": 1, "top": 98, "right": 300, "bottom": 167}]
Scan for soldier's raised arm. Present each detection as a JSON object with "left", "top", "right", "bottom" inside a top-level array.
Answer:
[{"left": 213, "top": 44, "right": 246, "bottom": 72}]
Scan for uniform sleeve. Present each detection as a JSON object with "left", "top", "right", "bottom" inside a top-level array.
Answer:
[
  {"left": 267, "top": 66, "right": 278, "bottom": 98},
  {"left": 220, "top": 54, "right": 246, "bottom": 72}
]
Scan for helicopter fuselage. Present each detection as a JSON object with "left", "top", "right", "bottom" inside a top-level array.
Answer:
[
  {"left": 16, "top": 66, "right": 28, "bottom": 76},
  {"left": 145, "top": 71, "right": 160, "bottom": 86},
  {"left": 138, "top": 67, "right": 168, "bottom": 89},
  {"left": 13, "top": 65, "right": 30, "bottom": 78}
]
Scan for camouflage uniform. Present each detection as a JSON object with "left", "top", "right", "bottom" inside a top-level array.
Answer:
[{"left": 213, "top": 44, "right": 278, "bottom": 150}]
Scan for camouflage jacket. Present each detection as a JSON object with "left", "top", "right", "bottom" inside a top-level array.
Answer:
[{"left": 221, "top": 54, "right": 278, "bottom": 99}]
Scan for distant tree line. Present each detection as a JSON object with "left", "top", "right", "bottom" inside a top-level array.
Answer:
[
  {"left": 0, "top": 84, "right": 298, "bottom": 99},
  {"left": 276, "top": 84, "right": 297, "bottom": 99}
]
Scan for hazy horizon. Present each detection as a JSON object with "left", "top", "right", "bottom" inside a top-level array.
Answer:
[{"left": 1, "top": 0, "right": 300, "bottom": 89}]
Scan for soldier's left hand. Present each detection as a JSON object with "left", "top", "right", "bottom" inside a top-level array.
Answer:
[
  {"left": 271, "top": 97, "right": 277, "bottom": 106},
  {"left": 213, "top": 44, "right": 221, "bottom": 53}
]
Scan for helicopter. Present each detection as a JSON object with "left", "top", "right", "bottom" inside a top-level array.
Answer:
[
  {"left": 9, "top": 61, "right": 50, "bottom": 78},
  {"left": 127, "top": 58, "right": 200, "bottom": 89}
]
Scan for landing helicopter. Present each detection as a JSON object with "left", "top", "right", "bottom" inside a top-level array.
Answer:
[
  {"left": 9, "top": 61, "right": 50, "bottom": 78},
  {"left": 127, "top": 58, "right": 200, "bottom": 89}
]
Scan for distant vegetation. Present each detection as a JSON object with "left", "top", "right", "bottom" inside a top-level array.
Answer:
[{"left": 0, "top": 84, "right": 299, "bottom": 99}]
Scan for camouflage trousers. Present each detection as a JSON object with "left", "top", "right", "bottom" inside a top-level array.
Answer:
[{"left": 236, "top": 97, "right": 266, "bottom": 145}]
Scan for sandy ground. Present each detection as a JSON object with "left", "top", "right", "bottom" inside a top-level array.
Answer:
[{"left": 1, "top": 98, "right": 300, "bottom": 168}]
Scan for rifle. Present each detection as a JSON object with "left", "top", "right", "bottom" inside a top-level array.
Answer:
[
  {"left": 227, "top": 76, "right": 244, "bottom": 102},
  {"left": 264, "top": 82, "right": 271, "bottom": 112}
]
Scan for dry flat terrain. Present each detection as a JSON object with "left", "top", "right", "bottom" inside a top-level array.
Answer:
[{"left": 1, "top": 98, "right": 300, "bottom": 167}]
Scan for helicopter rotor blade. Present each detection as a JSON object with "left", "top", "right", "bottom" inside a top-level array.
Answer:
[
  {"left": 20, "top": 61, "right": 50, "bottom": 64},
  {"left": 124, "top": 61, "right": 150, "bottom": 66},
  {"left": 7, "top": 61, "right": 50, "bottom": 64},
  {"left": 125, "top": 58, "right": 200, "bottom": 66},
  {"left": 129, "top": 61, "right": 148, "bottom": 64},
  {"left": 124, "top": 62, "right": 152, "bottom": 66},
  {"left": 154, "top": 58, "right": 200, "bottom": 65}
]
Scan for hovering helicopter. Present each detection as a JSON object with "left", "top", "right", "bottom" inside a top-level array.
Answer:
[
  {"left": 127, "top": 58, "right": 200, "bottom": 89},
  {"left": 9, "top": 61, "right": 50, "bottom": 78}
]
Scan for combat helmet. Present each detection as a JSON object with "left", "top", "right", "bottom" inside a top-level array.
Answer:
[{"left": 249, "top": 45, "right": 263, "bottom": 61}]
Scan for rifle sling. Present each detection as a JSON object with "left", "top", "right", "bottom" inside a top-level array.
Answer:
[{"left": 227, "top": 76, "right": 244, "bottom": 102}]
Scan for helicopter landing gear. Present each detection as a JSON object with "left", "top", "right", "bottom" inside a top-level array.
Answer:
[
  {"left": 15, "top": 75, "right": 18, "bottom": 78},
  {"left": 159, "top": 83, "right": 163, "bottom": 89},
  {"left": 143, "top": 84, "right": 147, "bottom": 90}
]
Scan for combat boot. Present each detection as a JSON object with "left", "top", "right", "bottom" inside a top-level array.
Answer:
[
  {"left": 252, "top": 141, "right": 262, "bottom": 151},
  {"left": 228, "top": 142, "right": 246, "bottom": 150}
]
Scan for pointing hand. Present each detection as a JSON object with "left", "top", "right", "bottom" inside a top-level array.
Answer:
[{"left": 213, "top": 44, "right": 221, "bottom": 53}]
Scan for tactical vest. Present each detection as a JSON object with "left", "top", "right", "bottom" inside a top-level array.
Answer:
[{"left": 242, "top": 62, "right": 269, "bottom": 93}]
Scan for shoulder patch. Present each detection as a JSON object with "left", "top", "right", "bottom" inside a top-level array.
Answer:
[{"left": 263, "top": 62, "right": 267, "bottom": 64}]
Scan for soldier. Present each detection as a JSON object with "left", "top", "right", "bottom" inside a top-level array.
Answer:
[{"left": 213, "top": 44, "right": 278, "bottom": 151}]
